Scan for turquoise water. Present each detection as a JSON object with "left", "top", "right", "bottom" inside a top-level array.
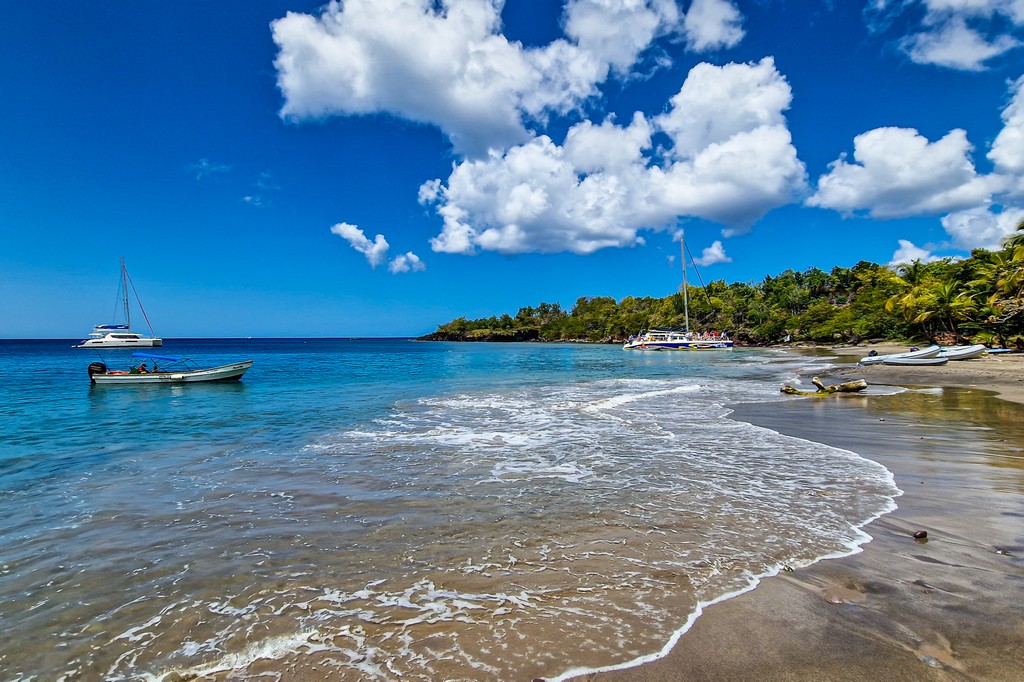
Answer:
[{"left": 0, "top": 339, "right": 899, "bottom": 680}]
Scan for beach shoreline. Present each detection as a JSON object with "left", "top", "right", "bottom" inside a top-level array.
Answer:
[{"left": 588, "top": 349, "right": 1024, "bottom": 682}]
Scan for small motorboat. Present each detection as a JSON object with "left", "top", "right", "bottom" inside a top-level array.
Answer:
[
  {"left": 879, "top": 356, "right": 949, "bottom": 366},
  {"left": 937, "top": 344, "right": 987, "bottom": 360},
  {"left": 858, "top": 345, "right": 941, "bottom": 365},
  {"left": 88, "top": 353, "right": 252, "bottom": 384}
]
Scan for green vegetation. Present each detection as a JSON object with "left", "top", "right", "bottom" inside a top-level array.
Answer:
[{"left": 422, "top": 222, "right": 1024, "bottom": 346}]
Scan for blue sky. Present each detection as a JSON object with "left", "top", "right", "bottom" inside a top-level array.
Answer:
[{"left": 2, "top": 0, "right": 1023, "bottom": 338}]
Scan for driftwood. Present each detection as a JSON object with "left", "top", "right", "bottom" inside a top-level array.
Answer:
[{"left": 780, "top": 376, "right": 868, "bottom": 396}]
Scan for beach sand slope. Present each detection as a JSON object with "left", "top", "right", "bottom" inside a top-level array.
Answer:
[{"left": 591, "top": 353, "right": 1024, "bottom": 682}]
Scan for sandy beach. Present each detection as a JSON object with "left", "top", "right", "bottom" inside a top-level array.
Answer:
[{"left": 589, "top": 348, "right": 1024, "bottom": 682}]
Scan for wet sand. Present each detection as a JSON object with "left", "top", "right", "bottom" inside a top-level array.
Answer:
[{"left": 589, "top": 350, "right": 1024, "bottom": 682}]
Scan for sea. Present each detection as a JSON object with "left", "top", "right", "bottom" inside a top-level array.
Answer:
[{"left": 0, "top": 338, "right": 900, "bottom": 681}]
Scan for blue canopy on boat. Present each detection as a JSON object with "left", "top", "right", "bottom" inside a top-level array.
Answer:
[{"left": 131, "top": 352, "right": 182, "bottom": 361}]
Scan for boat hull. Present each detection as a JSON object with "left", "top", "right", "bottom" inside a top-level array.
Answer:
[
  {"left": 74, "top": 337, "right": 163, "bottom": 348},
  {"left": 90, "top": 360, "right": 252, "bottom": 384},
  {"left": 623, "top": 340, "right": 734, "bottom": 350},
  {"left": 858, "top": 345, "right": 940, "bottom": 365},
  {"left": 879, "top": 356, "right": 948, "bottom": 366},
  {"left": 937, "top": 344, "right": 986, "bottom": 360}
]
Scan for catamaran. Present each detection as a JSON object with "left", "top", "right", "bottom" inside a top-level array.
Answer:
[
  {"left": 74, "top": 258, "right": 162, "bottom": 348},
  {"left": 624, "top": 237, "right": 733, "bottom": 351}
]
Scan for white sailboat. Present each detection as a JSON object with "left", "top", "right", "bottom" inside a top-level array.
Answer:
[
  {"left": 623, "top": 237, "right": 733, "bottom": 351},
  {"left": 74, "top": 258, "right": 162, "bottom": 348}
]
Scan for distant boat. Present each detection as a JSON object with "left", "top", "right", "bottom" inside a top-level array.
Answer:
[
  {"left": 624, "top": 237, "right": 733, "bottom": 351},
  {"left": 858, "top": 345, "right": 940, "bottom": 365},
  {"left": 623, "top": 328, "right": 733, "bottom": 351},
  {"left": 74, "top": 258, "right": 162, "bottom": 348},
  {"left": 88, "top": 353, "right": 252, "bottom": 384},
  {"left": 937, "top": 344, "right": 987, "bottom": 361},
  {"left": 879, "top": 356, "right": 948, "bottom": 366}
]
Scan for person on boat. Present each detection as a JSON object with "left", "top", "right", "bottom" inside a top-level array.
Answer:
[{"left": 137, "top": 363, "right": 149, "bottom": 374}]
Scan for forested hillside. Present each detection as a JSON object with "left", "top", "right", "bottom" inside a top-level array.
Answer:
[{"left": 421, "top": 226, "right": 1024, "bottom": 347}]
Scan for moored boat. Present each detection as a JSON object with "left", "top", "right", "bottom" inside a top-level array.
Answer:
[
  {"left": 623, "top": 328, "right": 733, "bottom": 350},
  {"left": 88, "top": 353, "right": 252, "bottom": 384},
  {"left": 937, "top": 344, "right": 987, "bottom": 360},
  {"left": 76, "top": 325, "right": 162, "bottom": 348},
  {"left": 623, "top": 237, "right": 732, "bottom": 352},
  {"left": 879, "top": 356, "right": 948, "bottom": 366},
  {"left": 74, "top": 258, "right": 162, "bottom": 348},
  {"left": 858, "top": 345, "right": 941, "bottom": 365}
]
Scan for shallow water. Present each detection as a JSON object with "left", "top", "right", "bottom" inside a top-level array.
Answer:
[{"left": 0, "top": 339, "right": 899, "bottom": 680}]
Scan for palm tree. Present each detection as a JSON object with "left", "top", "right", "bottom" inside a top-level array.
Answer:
[
  {"left": 911, "top": 281, "right": 976, "bottom": 338},
  {"left": 894, "top": 258, "right": 927, "bottom": 286},
  {"left": 1002, "top": 217, "right": 1024, "bottom": 252}
]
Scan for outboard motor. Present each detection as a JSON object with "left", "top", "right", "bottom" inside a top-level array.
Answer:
[{"left": 87, "top": 362, "right": 107, "bottom": 380}]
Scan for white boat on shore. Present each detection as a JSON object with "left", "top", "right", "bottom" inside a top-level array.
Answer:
[
  {"left": 624, "top": 237, "right": 732, "bottom": 351},
  {"left": 74, "top": 258, "right": 162, "bottom": 348},
  {"left": 88, "top": 353, "right": 252, "bottom": 384},
  {"left": 858, "top": 345, "right": 940, "bottom": 365},
  {"left": 937, "top": 344, "right": 987, "bottom": 361},
  {"left": 880, "top": 356, "right": 948, "bottom": 366}
]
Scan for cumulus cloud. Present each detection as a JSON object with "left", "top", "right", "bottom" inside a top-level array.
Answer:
[
  {"left": 901, "top": 16, "right": 1020, "bottom": 71},
  {"left": 426, "top": 132, "right": 656, "bottom": 255},
  {"left": 330, "top": 222, "right": 390, "bottom": 268},
  {"left": 563, "top": 0, "right": 682, "bottom": 74},
  {"left": 808, "top": 127, "right": 992, "bottom": 218},
  {"left": 682, "top": 0, "right": 745, "bottom": 52},
  {"left": 657, "top": 59, "right": 791, "bottom": 158},
  {"left": 818, "top": 74, "right": 1024, "bottom": 256},
  {"left": 388, "top": 251, "right": 427, "bottom": 273},
  {"left": 423, "top": 58, "right": 806, "bottom": 255},
  {"left": 888, "top": 238, "right": 942, "bottom": 266},
  {"left": 869, "top": 0, "right": 1023, "bottom": 71},
  {"left": 692, "top": 240, "right": 732, "bottom": 266},
  {"left": 988, "top": 74, "right": 1024, "bottom": 184},
  {"left": 941, "top": 206, "right": 1024, "bottom": 250},
  {"left": 272, "top": 0, "right": 692, "bottom": 158}
]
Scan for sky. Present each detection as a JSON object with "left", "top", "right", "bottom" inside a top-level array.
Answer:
[{"left": 2, "top": 0, "right": 1023, "bottom": 338}]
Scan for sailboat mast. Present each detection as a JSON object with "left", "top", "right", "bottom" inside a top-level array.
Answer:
[
  {"left": 681, "top": 237, "right": 689, "bottom": 333},
  {"left": 120, "top": 257, "right": 131, "bottom": 330}
]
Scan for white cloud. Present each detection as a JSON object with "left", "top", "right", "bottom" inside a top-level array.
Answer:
[
  {"left": 870, "top": 0, "right": 1024, "bottom": 71},
  {"left": 900, "top": 15, "right": 1020, "bottom": 71},
  {"left": 656, "top": 124, "right": 806, "bottom": 230},
  {"left": 423, "top": 58, "right": 806, "bottom": 254},
  {"left": 888, "top": 238, "right": 942, "bottom": 266},
  {"left": 682, "top": 0, "right": 745, "bottom": 52},
  {"left": 388, "top": 252, "right": 427, "bottom": 273},
  {"left": 564, "top": 0, "right": 682, "bottom": 74},
  {"left": 692, "top": 240, "right": 732, "bottom": 266},
  {"left": 808, "top": 127, "right": 992, "bottom": 218},
  {"left": 810, "top": 75, "right": 1024, "bottom": 254},
  {"left": 941, "top": 206, "right": 1024, "bottom": 250},
  {"left": 563, "top": 112, "right": 653, "bottom": 173},
  {"left": 988, "top": 74, "right": 1024, "bottom": 180},
  {"left": 656, "top": 58, "right": 791, "bottom": 158},
  {"left": 272, "top": 0, "right": 531, "bottom": 156},
  {"left": 330, "top": 222, "right": 390, "bottom": 268},
  {"left": 426, "top": 133, "right": 655, "bottom": 255},
  {"left": 272, "top": 0, "right": 690, "bottom": 158}
]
